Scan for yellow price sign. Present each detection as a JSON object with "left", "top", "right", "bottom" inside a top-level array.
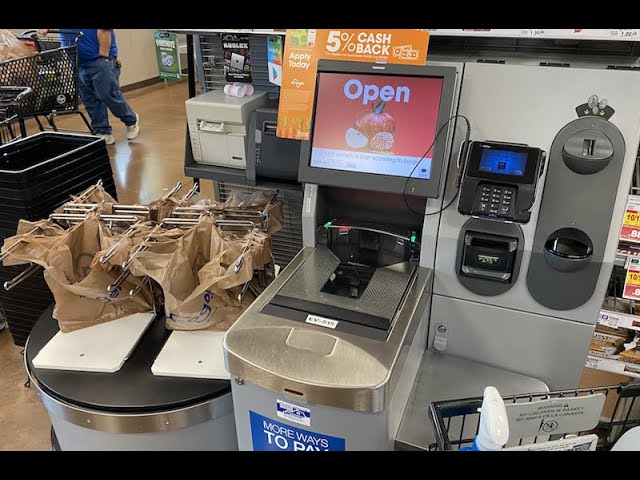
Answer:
[
  {"left": 625, "top": 210, "right": 640, "bottom": 227},
  {"left": 626, "top": 270, "right": 640, "bottom": 285}
]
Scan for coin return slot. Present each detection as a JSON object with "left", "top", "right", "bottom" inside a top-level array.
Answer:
[
  {"left": 583, "top": 138, "right": 596, "bottom": 157},
  {"left": 543, "top": 228, "right": 593, "bottom": 273}
]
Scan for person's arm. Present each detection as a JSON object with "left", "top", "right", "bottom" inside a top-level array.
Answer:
[
  {"left": 97, "top": 29, "right": 112, "bottom": 58},
  {"left": 36, "top": 29, "right": 48, "bottom": 36}
]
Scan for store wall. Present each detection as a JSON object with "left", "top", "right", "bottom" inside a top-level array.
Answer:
[
  {"left": 7, "top": 28, "right": 161, "bottom": 87},
  {"left": 114, "top": 29, "right": 160, "bottom": 87}
]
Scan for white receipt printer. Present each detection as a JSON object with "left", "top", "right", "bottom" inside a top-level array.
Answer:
[{"left": 186, "top": 89, "right": 267, "bottom": 169}]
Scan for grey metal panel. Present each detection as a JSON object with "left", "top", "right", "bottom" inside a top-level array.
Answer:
[
  {"left": 51, "top": 411, "right": 238, "bottom": 451},
  {"left": 43, "top": 390, "right": 238, "bottom": 450},
  {"left": 396, "top": 351, "right": 548, "bottom": 451},
  {"left": 429, "top": 295, "right": 595, "bottom": 389},
  {"left": 433, "top": 62, "right": 640, "bottom": 325},
  {"left": 231, "top": 381, "right": 392, "bottom": 451},
  {"left": 527, "top": 117, "right": 626, "bottom": 310}
]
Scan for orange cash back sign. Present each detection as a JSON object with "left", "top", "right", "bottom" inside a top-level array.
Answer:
[{"left": 276, "top": 29, "right": 430, "bottom": 140}]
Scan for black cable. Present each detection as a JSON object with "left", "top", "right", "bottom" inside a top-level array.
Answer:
[{"left": 402, "top": 114, "right": 471, "bottom": 216}]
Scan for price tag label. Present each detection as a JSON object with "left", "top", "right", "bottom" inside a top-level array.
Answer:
[
  {"left": 598, "top": 311, "right": 620, "bottom": 329},
  {"left": 611, "top": 29, "right": 639, "bottom": 38},
  {"left": 585, "top": 356, "right": 601, "bottom": 370},
  {"left": 526, "top": 29, "right": 546, "bottom": 37},
  {"left": 623, "top": 269, "right": 640, "bottom": 300},
  {"left": 620, "top": 195, "right": 640, "bottom": 243}
]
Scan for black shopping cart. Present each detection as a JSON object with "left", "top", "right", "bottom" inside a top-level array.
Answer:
[
  {"left": 0, "top": 86, "right": 31, "bottom": 145},
  {"left": 0, "top": 30, "right": 92, "bottom": 134},
  {"left": 429, "top": 382, "right": 640, "bottom": 451}
]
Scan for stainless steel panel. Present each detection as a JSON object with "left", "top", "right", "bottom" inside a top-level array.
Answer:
[
  {"left": 395, "top": 351, "right": 548, "bottom": 451},
  {"left": 429, "top": 295, "right": 595, "bottom": 389},
  {"left": 224, "top": 246, "right": 433, "bottom": 412},
  {"left": 278, "top": 246, "right": 413, "bottom": 322}
]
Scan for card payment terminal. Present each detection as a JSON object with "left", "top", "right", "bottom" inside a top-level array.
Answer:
[{"left": 457, "top": 141, "right": 546, "bottom": 223}]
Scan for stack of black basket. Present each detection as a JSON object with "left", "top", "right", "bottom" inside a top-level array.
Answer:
[{"left": 0, "top": 132, "right": 117, "bottom": 346}]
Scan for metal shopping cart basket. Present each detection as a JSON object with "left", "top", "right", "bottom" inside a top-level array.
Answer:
[
  {"left": 0, "top": 30, "right": 92, "bottom": 134},
  {"left": 429, "top": 382, "right": 640, "bottom": 451},
  {"left": 0, "top": 86, "right": 31, "bottom": 145}
]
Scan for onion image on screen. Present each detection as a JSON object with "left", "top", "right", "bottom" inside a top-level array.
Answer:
[
  {"left": 345, "top": 128, "right": 368, "bottom": 149},
  {"left": 345, "top": 100, "right": 396, "bottom": 152}
]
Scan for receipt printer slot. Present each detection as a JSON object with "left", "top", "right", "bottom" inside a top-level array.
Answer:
[{"left": 461, "top": 232, "right": 518, "bottom": 282}]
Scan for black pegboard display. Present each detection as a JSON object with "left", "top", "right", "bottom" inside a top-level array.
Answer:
[{"left": 197, "top": 33, "right": 281, "bottom": 100}]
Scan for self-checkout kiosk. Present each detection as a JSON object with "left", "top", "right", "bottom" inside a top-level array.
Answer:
[
  {"left": 429, "top": 62, "right": 640, "bottom": 391},
  {"left": 224, "top": 55, "right": 640, "bottom": 451}
]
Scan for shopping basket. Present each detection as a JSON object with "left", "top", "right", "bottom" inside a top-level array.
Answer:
[
  {"left": 0, "top": 30, "right": 92, "bottom": 134},
  {"left": 429, "top": 382, "right": 640, "bottom": 451},
  {"left": 0, "top": 86, "right": 31, "bottom": 145}
]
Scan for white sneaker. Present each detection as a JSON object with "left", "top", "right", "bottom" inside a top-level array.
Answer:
[
  {"left": 127, "top": 113, "right": 140, "bottom": 140},
  {"left": 98, "top": 133, "right": 115, "bottom": 145}
]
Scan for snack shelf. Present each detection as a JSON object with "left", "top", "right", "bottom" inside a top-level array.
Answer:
[
  {"left": 586, "top": 355, "right": 640, "bottom": 379},
  {"left": 599, "top": 309, "right": 640, "bottom": 332}
]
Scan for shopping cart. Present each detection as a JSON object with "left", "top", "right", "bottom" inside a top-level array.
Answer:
[
  {"left": 0, "top": 86, "right": 31, "bottom": 145},
  {"left": 0, "top": 30, "right": 92, "bottom": 134},
  {"left": 429, "top": 382, "right": 640, "bottom": 451}
]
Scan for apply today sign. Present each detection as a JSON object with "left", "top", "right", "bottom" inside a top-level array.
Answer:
[{"left": 276, "top": 29, "right": 430, "bottom": 140}]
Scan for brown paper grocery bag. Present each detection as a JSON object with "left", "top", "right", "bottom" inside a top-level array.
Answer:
[
  {"left": 1, "top": 219, "right": 68, "bottom": 267},
  {"left": 90, "top": 221, "right": 158, "bottom": 271},
  {"left": 40, "top": 215, "right": 153, "bottom": 332},
  {"left": 129, "top": 217, "right": 274, "bottom": 331}
]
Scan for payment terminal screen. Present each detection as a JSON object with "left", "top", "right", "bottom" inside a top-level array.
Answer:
[
  {"left": 310, "top": 72, "right": 444, "bottom": 179},
  {"left": 478, "top": 148, "right": 527, "bottom": 177}
]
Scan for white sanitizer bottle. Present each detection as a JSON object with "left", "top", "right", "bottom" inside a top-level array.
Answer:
[{"left": 462, "top": 386, "right": 510, "bottom": 451}]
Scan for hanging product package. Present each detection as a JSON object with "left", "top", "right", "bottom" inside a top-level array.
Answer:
[
  {"left": 2, "top": 213, "right": 153, "bottom": 332},
  {"left": 129, "top": 216, "right": 275, "bottom": 331}
]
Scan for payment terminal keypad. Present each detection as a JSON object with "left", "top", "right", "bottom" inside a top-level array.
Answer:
[{"left": 473, "top": 185, "right": 516, "bottom": 219}]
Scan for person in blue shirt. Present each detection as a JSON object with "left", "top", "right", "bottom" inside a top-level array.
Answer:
[{"left": 37, "top": 29, "right": 140, "bottom": 145}]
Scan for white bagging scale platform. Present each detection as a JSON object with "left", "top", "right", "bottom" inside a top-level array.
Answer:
[
  {"left": 32, "top": 312, "right": 156, "bottom": 373},
  {"left": 151, "top": 330, "right": 229, "bottom": 380}
]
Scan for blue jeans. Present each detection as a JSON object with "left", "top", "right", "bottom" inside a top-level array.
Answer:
[{"left": 78, "top": 59, "right": 137, "bottom": 135}]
